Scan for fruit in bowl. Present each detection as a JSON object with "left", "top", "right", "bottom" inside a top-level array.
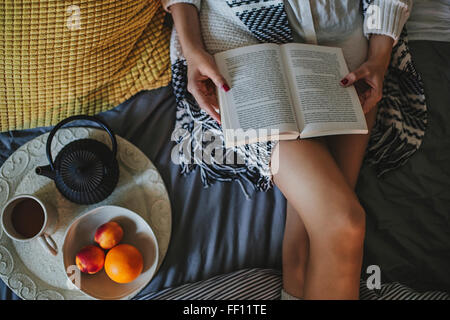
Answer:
[
  {"left": 94, "top": 221, "right": 124, "bottom": 250},
  {"left": 105, "top": 244, "right": 144, "bottom": 284},
  {"left": 75, "top": 245, "right": 105, "bottom": 274},
  {"left": 75, "top": 221, "right": 144, "bottom": 284},
  {"left": 63, "top": 206, "right": 160, "bottom": 299}
]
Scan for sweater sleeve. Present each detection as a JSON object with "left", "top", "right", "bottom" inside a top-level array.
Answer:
[
  {"left": 363, "top": 0, "right": 413, "bottom": 41},
  {"left": 161, "top": 0, "right": 201, "bottom": 12}
]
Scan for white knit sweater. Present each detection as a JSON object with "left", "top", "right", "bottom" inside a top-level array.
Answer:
[{"left": 162, "top": 0, "right": 412, "bottom": 63}]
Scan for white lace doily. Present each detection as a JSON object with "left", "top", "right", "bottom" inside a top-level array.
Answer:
[{"left": 0, "top": 127, "right": 172, "bottom": 300}]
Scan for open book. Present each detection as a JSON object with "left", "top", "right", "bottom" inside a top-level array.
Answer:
[{"left": 214, "top": 43, "right": 368, "bottom": 148}]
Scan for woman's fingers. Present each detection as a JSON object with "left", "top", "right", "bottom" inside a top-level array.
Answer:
[
  {"left": 340, "top": 63, "right": 383, "bottom": 113},
  {"left": 203, "top": 64, "right": 230, "bottom": 92},
  {"left": 362, "top": 88, "right": 382, "bottom": 114},
  {"left": 340, "top": 67, "right": 369, "bottom": 87},
  {"left": 185, "top": 50, "right": 230, "bottom": 123},
  {"left": 357, "top": 90, "right": 368, "bottom": 106},
  {"left": 188, "top": 84, "right": 221, "bottom": 123},
  {"left": 188, "top": 61, "right": 229, "bottom": 123}
]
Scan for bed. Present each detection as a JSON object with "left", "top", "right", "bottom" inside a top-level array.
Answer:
[{"left": 1, "top": 39, "right": 449, "bottom": 300}]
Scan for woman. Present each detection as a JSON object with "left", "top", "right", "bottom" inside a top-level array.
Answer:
[{"left": 163, "top": 0, "right": 412, "bottom": 299}]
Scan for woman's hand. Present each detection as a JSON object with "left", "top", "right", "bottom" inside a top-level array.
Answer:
[
  {"left": 340, "top": 35, "right": 394, "bottom": 114},
  {"left": 169, "top": 3, "right": 229, "bottom": 124},
  {"left": 340, "top": 59, "right": 386, "bottom": 114},
  {"left": 185, "top": 49, "right": 229, "bottom": 124}
]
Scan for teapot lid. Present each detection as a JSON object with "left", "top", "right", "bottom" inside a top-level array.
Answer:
[
  {"left": 54, "top": 139, "right": 119, "bottom": 204},
  {"left": 60, "top": 140, "right": 107, "bottom": 192}
]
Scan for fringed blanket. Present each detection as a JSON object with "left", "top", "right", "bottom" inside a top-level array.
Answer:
[{"left": 170, "top": 0, "right": 427, "bottom": 197}]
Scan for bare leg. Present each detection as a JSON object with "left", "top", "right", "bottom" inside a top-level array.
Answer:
[
  {"left": 282, "top": 201, "right": 309, "bottom": 298},
  {"left": 272, "top": 139, "right": 365, "bottom": 299},
  {"left": 280, "top": 106, "right": 378, "bottom": 299},
  {"left": 326, "top": 106, "right": 378, "bottom": 189}
]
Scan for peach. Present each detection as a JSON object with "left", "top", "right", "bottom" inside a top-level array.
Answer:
[
  {"left": 75, "top": 245, "right": 105, "bottom": 274},
  {"left": 94, "top": 221, "right": 124, "bottom": 250}
]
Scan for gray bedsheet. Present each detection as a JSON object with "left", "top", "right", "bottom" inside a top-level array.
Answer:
[{"left": 1, "top": 40, "right": 449, "bottom": 299}]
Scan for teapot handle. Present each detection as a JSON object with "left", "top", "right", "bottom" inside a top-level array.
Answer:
[{"left": 45, "top": 115, "right": 118, "bottom": 170}]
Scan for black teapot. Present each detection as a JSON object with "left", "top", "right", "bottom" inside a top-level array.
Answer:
[{"left": 36, "top": 115, "right": 119, "bottom": 205}]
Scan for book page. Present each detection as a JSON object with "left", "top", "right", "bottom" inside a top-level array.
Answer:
[
  {"left": 281, "top": 43, "right": 368, "bottom": 138},
  {"left": 214, "top": 44, "right": 299, "bottom": 139}
]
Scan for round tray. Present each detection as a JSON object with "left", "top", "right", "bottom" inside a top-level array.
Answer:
[{"left": 0, "top": 127, "right": 172, "bottom": 300}]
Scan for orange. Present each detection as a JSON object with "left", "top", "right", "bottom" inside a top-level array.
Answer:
[{"left": 104, "top": 244, "right": 144, "bottom": 284}]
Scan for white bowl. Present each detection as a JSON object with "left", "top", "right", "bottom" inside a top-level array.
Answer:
[{"left": 62, "top": 205, "right": 159, "bottom": 300}]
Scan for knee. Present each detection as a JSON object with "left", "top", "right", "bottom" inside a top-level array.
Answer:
[
  {"left": 313, "top": 199, "right": 366, "bottom": 259},
  {"left": 323, "top": 200, "right": 366, "bottom": 255}
]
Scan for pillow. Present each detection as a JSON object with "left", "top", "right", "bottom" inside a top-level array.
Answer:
[{"left": 0, "top": 0, "right": 171, "bottom": 132}]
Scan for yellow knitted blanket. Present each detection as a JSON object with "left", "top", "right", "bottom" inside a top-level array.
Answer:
[{"left": 0, "top": 1, "right": 171, "bottom": 132}]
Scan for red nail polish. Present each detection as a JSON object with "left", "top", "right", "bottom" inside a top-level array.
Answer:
[
  {"left": 341, "top": 78, "right": 348, "bottom": 85},
  {"left": 222, "top": 84, "right": 230, "bottom": 92}
]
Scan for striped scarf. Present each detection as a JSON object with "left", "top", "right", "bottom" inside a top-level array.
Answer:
[{"left": 170, "top": 0, "right": 427, "bottom": 197}]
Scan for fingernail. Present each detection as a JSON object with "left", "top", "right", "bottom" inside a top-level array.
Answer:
[
  {"left": 222, "top": 84, "right": 230, "bottom": 92},
  {"left": 340, "top": 78, "right": 348, "bottom": 86}
]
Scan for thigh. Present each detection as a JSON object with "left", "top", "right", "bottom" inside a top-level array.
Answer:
[
  {"left": 325, "top": 105, "right": 378, "bottom": 189},
  {"left": 271, "top": 138, "right": 362, "bottom": 235}
]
